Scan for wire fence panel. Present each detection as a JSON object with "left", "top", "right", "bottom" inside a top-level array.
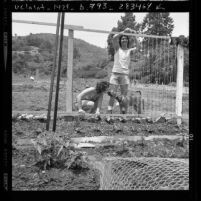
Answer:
[
  {"left": 92, "top": 157, "right": 189, "bottom": 190},
  {"left": 127, "top": 36, "right": 188, "bottom": 118}
]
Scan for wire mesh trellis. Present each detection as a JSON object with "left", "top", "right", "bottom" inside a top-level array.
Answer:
[
  {"left": 127, "top": 36, "right": 184, "bottom": 118},
  {"left": 91, "top": 157, "right": 189, "bottom": 190}
]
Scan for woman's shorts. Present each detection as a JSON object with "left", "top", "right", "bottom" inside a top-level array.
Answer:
[{"left": 109, "top": 73, "right": 130, "bottom": 85}]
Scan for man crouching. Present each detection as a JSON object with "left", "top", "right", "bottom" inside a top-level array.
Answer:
[{"left": 75, "top": 81, "right": 110, "bottom": 115}]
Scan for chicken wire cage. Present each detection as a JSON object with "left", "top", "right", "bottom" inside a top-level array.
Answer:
[{"left": 88, "top": 156, "right": 189, "bottom": 190}]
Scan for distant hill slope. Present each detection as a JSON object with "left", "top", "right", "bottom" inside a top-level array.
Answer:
[
  {"left": 31, "top": 33, "right": 108, "bottom": 65},
  {"left": 12, "top": 33, "right": 109, "bottom": 78}
]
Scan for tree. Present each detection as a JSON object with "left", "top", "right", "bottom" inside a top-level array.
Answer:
[
  {"left": 12, "top": 38, "right": 27, "bottom": 51},
  {"left": 12, "top": 55, "right": 28, "bottom": 74},
  {"left": 39, "top": 40, "right": 53, "bottom": 51},
  {"left": 107, "top": 13, "right": 140, "bottom": 60},
  {"left": 117, "top": 13, "right": 140, "bottom": 32},
  {"left": 141, "top": 13, "right": 174, "bottom": 37},
  {"left": 107, "top": 27, "right": 118, "bottom": 61},
  {"left": 26, "top": 34, "right": 43, "bottom": 47},
  {"left": 141, "top": 13, "right": 174, "bottom": 49},
  {"left": 139, "top": 13, "right": 175, "bottom": 84}
]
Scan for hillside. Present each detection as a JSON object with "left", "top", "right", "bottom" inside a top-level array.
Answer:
[{"left": 12, "top": 33, "right": 109, "bottom": 79}]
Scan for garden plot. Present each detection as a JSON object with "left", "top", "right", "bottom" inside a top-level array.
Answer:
[{"left": 12, "top": 116, "right": 189, "bottom": 190}]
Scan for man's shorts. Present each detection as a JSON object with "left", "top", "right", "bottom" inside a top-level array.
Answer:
[
  {"left": 74, "top": 100, "right": 94, "bottom": 111},
  {"left": 109, "top": 73, "right": 130, "bottom": 85}
]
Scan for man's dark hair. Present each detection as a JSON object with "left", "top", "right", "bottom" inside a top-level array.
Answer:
[{"left": 96, "top": 81, "right": 110, "bottom": 93}]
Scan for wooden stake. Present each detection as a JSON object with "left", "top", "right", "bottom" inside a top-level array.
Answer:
[
  {"left": 66, "top": 29, "right": 74, "bottom": 113},
  {"left": 13, "top": 19, "right": 170, "bottom": 39},
  {"left": 52, "top": 13, "right": 65, "bottom": 132},
  {"left": 176, "top": 44, "right": 184, "bottom": 126},
  {"left": 46, "top": 13, "right": 61, "bottom": 131}
]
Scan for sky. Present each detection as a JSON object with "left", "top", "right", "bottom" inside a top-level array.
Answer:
[{"left": 12, "top": 13, "right": 189, "bottom": 48}]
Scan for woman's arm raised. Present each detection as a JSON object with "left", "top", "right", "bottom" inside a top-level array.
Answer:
[{"left": 112, "top": 28, "right": 133, "bottom": 51}]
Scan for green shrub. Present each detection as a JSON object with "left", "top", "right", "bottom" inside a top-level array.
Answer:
[{"left": 95, "top": 70, "right": 108, "bottom": 79}]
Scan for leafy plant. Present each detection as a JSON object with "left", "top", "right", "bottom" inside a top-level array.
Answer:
[
  {"left": 31, "top": 132, "right": 71, "bottom": 170},
  {"left": 31, "top": 132, "right": 89, "bottom": 172}
]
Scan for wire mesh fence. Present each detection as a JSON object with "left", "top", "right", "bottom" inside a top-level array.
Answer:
[
  {"left": 115, "top": 36, "right": 189, "bottom": 118},
  {"left": 91, "top": 157, "right": 189, "bottom": 190}
]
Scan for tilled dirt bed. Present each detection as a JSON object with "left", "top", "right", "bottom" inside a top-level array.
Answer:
[{"left": 12, "top": 118, "right": 189, "bottom": 190}]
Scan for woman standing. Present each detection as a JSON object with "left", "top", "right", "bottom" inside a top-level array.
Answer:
[{"left": 107, "top": 28, "right": 139, "bottom": 114}]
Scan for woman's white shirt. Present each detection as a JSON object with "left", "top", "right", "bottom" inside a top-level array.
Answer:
[{"left": 112, "top": 47, "right": 136, "bottom": 75}]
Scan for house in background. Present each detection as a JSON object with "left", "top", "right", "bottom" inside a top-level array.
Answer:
[
  {"left": 29, "top": 46, "right": 40, "bottom": 56},
  {"left": 12, "top": 46, "right": 40, "bottom": 56}
]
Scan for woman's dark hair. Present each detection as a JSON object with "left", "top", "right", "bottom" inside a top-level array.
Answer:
[
  {"left": 96, "top": 81, "right": 110, "bottom": 93},
  {"left": 119, "top": 35, "right": 130, "bottom": 48}
]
